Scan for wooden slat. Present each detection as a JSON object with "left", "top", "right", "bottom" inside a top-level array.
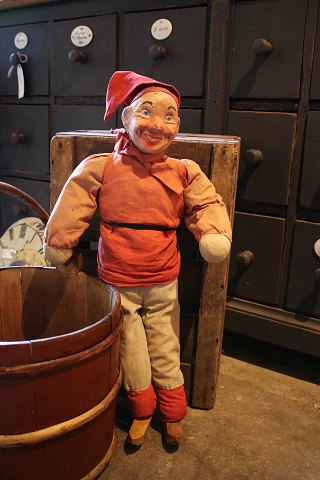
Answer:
[
  {"left": 192, "top": 141, "right": 240, "bottom": 409},
  {"left": 0, "top": 269, "right": 24, "bottom": 341},
  {"left": 50, "top": 136, "right": 75, "bottom": 207},
  {"left": 21, "top": 267, "right": 87, "bottom": 340}
]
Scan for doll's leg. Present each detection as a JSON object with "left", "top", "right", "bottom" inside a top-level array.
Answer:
[
  {"left": 142, "top": 280, "right": 187, "bottom": 443},
  {"left": 116, "top": 286, "right": 156, "bottom": 444}
]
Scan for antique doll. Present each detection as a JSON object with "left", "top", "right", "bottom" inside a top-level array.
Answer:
[{"left": 44, "top": 71, "right": 232, "bottom": 447}]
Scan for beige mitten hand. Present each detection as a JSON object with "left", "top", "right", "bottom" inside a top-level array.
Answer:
[
  {"left": 43, "top": 243, "right": 73, "bottom": 266},
  {"left": 199, "top": 234, "right": 231, "bottom": 263}
]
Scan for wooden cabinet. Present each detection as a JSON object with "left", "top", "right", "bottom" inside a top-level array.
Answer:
[
  {"left": 228, "top": 213, "right": 285, "bottom": 305},
  {"left": 51, "top": 14, "right": 117, "bottom": 97},
  {"left": 227, "top": 111, "right": 296, "bottom": 205},
  {"left": 0, "top": 0, "right": 319, "bottom": 359},
  {"left": 0, "top": 105, "right": 49, "bottom": 174},
  {"left": 123, "top": 7, "right": 207, "bottom": 96},
  {"left": 299, "top": 112, "right": 320, "bottom": 211},
  {"left": 286, "top": 221, "right": 320, "bottom": 318},
  {"left": 229, "top": 0, "right": 306, "bottom": 99},
  {"left": 0, "top": 22, "right": 49, "bottom": 96}
]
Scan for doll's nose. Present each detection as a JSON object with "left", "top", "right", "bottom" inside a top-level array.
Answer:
[{"left": 150, "top": 118, "right": 164, "bottom": 131}]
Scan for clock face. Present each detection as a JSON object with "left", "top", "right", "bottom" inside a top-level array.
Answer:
[{"left": 0, "top": 217, "right": 49, "bottom": 267}]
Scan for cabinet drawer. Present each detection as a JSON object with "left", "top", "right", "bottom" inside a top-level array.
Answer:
[
  {"left": 228, "top": 212, "right": 285, "bottom": 305},
  {"left": 0, "top": 105, "right": 49, "bottom": 175},
  {"left": 51, "top": 105, "right": 110, "bottom": 136},
  {"left": 310, "top": 16, "right": 320, "bottom": 100},
  {"left": 229, "top": 0, "right": 306, "bottom": 99},
  {"left": 0, "top": 22, "right": 49, "bottom": 96},
  {"left": 227, "top": 111, "right": 296, "bottom": 205},
  {"left": 179, "top": 109, "right": 202, "bottom": 134},
  {"left": 286, "top": 221, "right": 320, "bottom": 319},
  {"left": 299, "top": 112, "right": 320, "bottom": 211},
  {"left": 0, "top": 176, "right": 49, "bottom": 234},
  {"left": 52, "top": 15, "right": 117, "bottom": 97},
  {"left": 123, "top": 7, "right": 206, "bottom": 97}
]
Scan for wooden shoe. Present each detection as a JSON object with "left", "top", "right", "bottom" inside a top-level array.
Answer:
[
  {"left": 164, "top": 421, "right": 183, "bottom": 445},
  {"left": 126, "top": 417, "right": 152, "bottom": 446}
]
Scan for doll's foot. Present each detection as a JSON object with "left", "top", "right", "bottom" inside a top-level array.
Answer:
[
  {"left": 164, "top": 421, "right": 183, "bottom": 446},
  {"left": 127, "top": 417, "right": 152, "bottom": 446}
]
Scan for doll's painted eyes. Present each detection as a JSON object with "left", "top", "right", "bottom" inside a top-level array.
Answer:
[
  {"left": 165, "top": 114, "right": 174, "bottom": 122},
  {"left": 141, "top": 109, "right": 150, "bottom": 117}
]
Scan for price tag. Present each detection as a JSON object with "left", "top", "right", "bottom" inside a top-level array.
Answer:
[
  {"left": 151, "top": 19, "right": 172, "bottom": 41},
  {"left": 14, "top": 32, "right": 29, "bottom": 49},
  {"left": 71, "top": 25, "right": 93, "bottom": 47}
]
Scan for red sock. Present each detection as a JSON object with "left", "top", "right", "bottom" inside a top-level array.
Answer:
[
  {"left": 126, "top": 384, "right": 157, "bottom": 419},
  {"left": 155, "top": 384, "right": 187, "bottom": 422}
]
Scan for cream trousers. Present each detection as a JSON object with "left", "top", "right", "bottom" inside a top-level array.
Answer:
[{"left": 115, "top": 280, "right": 184, "bottom": 392}]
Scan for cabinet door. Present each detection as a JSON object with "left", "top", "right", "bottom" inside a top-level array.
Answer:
[
  {"left": 51, "top": 105, "right": 110, "bottom": 136},
  {"left": 227, "top": 111, "right": 296, "bottom": 205},
  {"left": 299, "top": 112, "right": 320, "bottom": 211},
  {"left": 229, "top": 0, "right": 306, "bottom": 99},
  {"left": 228, "top": 212, "right": 285, "bottom": 305},
  {"left": 52, "top": 15, "right": 117, "bottom": 97},
  {"left": 123, "top": 7, "right": 207, "bottom": 97},
  {"left": 0, "top": 176, "right": 49, "bottom": 234},
  {"left": 0, "top": 23, "right": 49, "bottom": 96},
  {"left": 310, "top": 15, "right": 320, "bottom": 100},
  {"left": 179, "top": 109, "right": 202, "bottom": 134},
  {"left": 286, "top": 221, "right": 320, "bottom": 319},
  {"left": 0, "top": 105, "right": 49, "bottom": 175}
]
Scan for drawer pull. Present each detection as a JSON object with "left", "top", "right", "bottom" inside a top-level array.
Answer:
[
  {"left": 149, "top": 44, "right": 167, "bottom": 60},
  {"left": 236, "top": 250, "right": 254, "bottom": 268},
  {"left": 10, "top": 132, "right": 26, "bottom": 145},
  {"left": 68, "top": 50, "right": 87, "bottom": 63},
  {"left": 244, "top": 149, "right": 263, "bottom": 166},
  {"left": 252, "top": 38, "right": 272, "bottom": 55},
  {"left": 314, "top": 268, "right": 320, "bottom": 283}
]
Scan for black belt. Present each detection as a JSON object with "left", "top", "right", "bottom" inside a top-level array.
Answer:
[{"left": 106, "top": 221, "right": 176, "bottom": 232}]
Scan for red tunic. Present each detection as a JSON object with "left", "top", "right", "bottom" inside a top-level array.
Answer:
[{"left": 45, "top": 130, "right": 231, "bottom": 286}]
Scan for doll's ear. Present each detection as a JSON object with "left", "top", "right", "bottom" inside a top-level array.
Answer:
[{"left": 121, "top": 106, "right": 133, "bottom": 130}]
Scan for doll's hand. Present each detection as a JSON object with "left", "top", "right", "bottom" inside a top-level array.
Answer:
[
  {"left": 199, "top": 234, "right": 231, "bottom": 263},
  {"left": 43, "top": 243, "right": 73, "bottom": 266}
]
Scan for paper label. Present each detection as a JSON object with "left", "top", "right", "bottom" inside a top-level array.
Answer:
[{"left": 151, "top": 19, "right": 172, "bottom": 40}]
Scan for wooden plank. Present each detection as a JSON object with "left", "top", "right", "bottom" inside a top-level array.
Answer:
[
  {"left": 50, "top": 136, "right": 75, "bottom": 207},
  {"left": 0, "top": 268, "right": 24, "bottom": 341},
  {"left": 192, "top": 141, "right": 240, "bottom": 409},
  {"left": 21, "top": 267, "right": 87, "bottom": 340}
]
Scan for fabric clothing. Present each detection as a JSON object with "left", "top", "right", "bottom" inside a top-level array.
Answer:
[
  {"left": 126, "top": 384, "right": 187, "bottom": 422},
  {"left": 126, "top": 385, "right": 157, "bottom": 419},
  {"left": 155, "top": 385, "right": 187, "bottom": 422},
  {"left": 45, "top": 129, "right": 232, "bottom": 286},
  {"left": 116, "top": 280, "right": 183, "bottom": 391},
  {"left": 104, "top": 71, "right": 180, "bottom": 121}
]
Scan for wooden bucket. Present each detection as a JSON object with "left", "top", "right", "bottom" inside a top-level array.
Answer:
[{"left": 0, "top": 266, "right": 122, "bottom": 480}]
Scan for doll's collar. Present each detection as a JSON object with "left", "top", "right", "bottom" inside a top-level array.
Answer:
[{"left": 113, "top": 129, "right": 166, "bottom": 164}]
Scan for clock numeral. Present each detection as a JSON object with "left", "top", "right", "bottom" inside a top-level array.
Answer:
[
  {"left": 19, "top": 224, "right": 27, "bottom": 239},
  {"left": 9, "top": 227, "right": 14, "bottom": 241}
]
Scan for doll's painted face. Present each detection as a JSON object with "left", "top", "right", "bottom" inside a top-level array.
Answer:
[{"left": 121, "top": 91, "right": 180, "bottom": 154}]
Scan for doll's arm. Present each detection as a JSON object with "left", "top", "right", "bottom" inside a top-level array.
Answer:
[
  {"left": 44, "top": 154, "right": 108, "bottom": 265},
  {"left": 183, "top": 160, "right": 232, "bottom": 264}
]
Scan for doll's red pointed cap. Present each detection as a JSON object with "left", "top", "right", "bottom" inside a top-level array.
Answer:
[{"left": 104, "top": 71, "right": 180, "bottom": 122}]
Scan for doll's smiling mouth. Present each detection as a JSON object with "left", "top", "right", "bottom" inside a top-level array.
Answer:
[{"left": 144, "top": 132, "right": 163, "bottom": 143}]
